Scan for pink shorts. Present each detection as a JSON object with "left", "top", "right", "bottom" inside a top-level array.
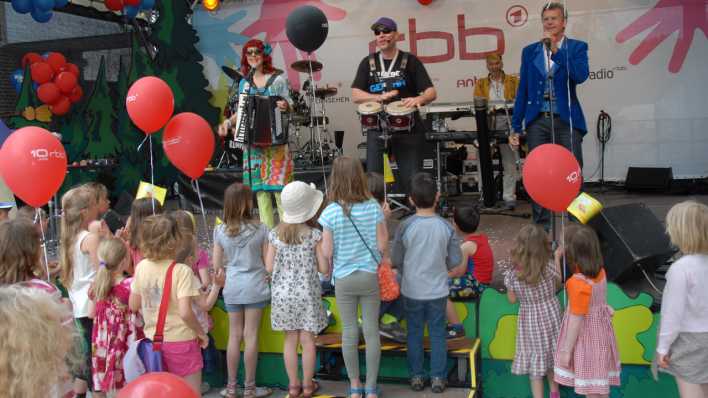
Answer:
[{"left": 162, "top": 339, "right": 203, "bottom": 377}]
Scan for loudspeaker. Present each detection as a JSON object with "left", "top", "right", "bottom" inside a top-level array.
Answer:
[
  {"left": 625, "top": 167, "right": 672, "bottom": 192},
  {"left": 588, "top": 203, "right": 676, "bottom": 283}
]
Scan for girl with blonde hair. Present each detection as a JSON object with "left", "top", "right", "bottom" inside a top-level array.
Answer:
[
  {"left": 213, "top": 182, "right": 271, "bottom": 398},
  {"left": 0, "top": 285, "right": 77, "bottom": 398},
  {"left": 319, "top": 156, "right": 387, "bottom": 398},
  {"left": 657, "top": 201, "right": 708, "bottom": 398},
  {"left": 89, "top": 237, "right": 143, "bottom": 396},
  {"left": 129, "top": 215, "right": 207, "bottom": 393},
  {"left": 59, "top": 185, "right": 101, "bottom": 397},
  {"left": 125, "top": 197, "right": 163, "bottom": 274},
  {"left": 504, "top": 224, "right": 562, "bottom": 398}
]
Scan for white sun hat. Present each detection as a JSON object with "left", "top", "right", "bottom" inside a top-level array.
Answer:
[{"left": 281, "top": 181, "right": 324, "bottom": 224}]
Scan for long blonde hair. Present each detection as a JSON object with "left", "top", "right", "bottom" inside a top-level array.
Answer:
[
  {"left": 139, "top": 215, "right": 183, "bottom": 261},
  {"left": 0, "top": 285, "right": 77, "bottom": 398},
  {"left": 511, "top": 224, "right": 552, "bottom": 285},
  {"left": 92, "top": 238, "right": 128, "bottom": 301},
  {"left": 275, "top": 223, "right": 311, "bottom": 245},
  {"left": 666, "top": 201, "right": 708, "bottom": 255},
  {"left": 60, "top": 186, "right": 96, "bottom": 287},
  {"left": 223, "top": 182, "right": 255, "bottom": 237},
  {"left": 327, "top": 156, "right": 370, "bottom": 215},
  {"left": 0, "top": 219, "right": 41, "bottom": 284}
]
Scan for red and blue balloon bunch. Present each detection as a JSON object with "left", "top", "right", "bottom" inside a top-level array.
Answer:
[
  {"left": 104, "top": 0, "right": 155, "bottom": 19},
  {"left": 10, "top": 0, "right": 69, "bottom": 23},
  {"left": 21, "top": 52, "right": 83, "bottom": 116}
]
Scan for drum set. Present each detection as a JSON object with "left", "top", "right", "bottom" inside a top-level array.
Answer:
[{"left": 286, "top": 60, "right": 341, "bottom": 168}]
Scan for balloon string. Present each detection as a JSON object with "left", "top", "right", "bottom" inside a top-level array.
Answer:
[
  {"left": 193, "top": 179, "right": 210, "bottom": 246},
  {"left": 149, "top": 135, "right": 155, "bottom": 215},
  {"left": 136, "top": 135, "right": 149, "bottom": 152},
  {"left": 561, "top": 212, "right": 567, "bottom": 307},
  {"left": 37, "top": 208, "right": 50, "bottom": 282}
]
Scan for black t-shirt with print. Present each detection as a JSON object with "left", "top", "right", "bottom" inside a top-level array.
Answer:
[{"left": 351, "top": 50, "right": 433, "bottom": 101}]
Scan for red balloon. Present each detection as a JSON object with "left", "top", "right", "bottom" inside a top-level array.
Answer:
[
  {"left": 55, "top": 71, "right": 78, "bottom": 94},
  {"left": 126, "top": 76, "right": 175, "bottom": 134},
  {"left": 49, "top": 96, "right": 71, "bottom": 116},
  {"left": 45, "top": 52, "right": 67, "bottom": 73},
  {"left": 59, "top": 63, "right": 81, "bottom": 78},
  {"left": 163, "top": 112, "right": 215, "bottom": 179},
  {"left": 69, "top": 85, "right": 83, "bottom": 103},
  {"left": 30, "top": 62, "right": 54, "bottom": 84},
  {"left": 125, "top": 0, "right": 141, "bottom": 5},
  {"left": 105, "top": 0, "right": 124, "bottom": 11},
  {"left": 522, "top": 144, "right": 582, "bottom": 212},
  {"left": 37, "top": 82, "right": 61, "bottom": 105},
  {"left": 117, "top": 372, "right": 198, "bottom": 398},
  {"left": 22, "top": 52, "right": 43, "bottom": 68},
  {"left": 0, "top": 127, "right": 67, "bottom": 207},
  {"left": 418, "top": 0, "right": 433, "bottom": 4}
]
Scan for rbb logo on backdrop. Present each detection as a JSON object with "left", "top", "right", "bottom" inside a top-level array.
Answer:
[{"left": 368, "top": 14, "right": 505, "bottom": 64}]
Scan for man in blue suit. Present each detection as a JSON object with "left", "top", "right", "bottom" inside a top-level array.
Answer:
[{"left": 510, "top": 2, "right": 589, "bottom": 228}]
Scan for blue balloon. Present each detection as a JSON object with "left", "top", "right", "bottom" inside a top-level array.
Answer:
[
  {"left": 33, "top": 0, "right": 55, "bottom": 11},
  {"left": 31, "top": 7, "right": 53, "bottom": 22},
  {"left": 124, "top": 5, "right": 139, "bottom": 18},
  {"left": 140, "top": 0, "right": 155, "bottom": 10},
  {"left": 11, "top": 0, "right": 33, "bottom": 14},
  {"left": 10, "top": 69, "right": 24, "bottom": 93},
  {"left": 54, "top": 0, "right": 68, "bottom": 8}
]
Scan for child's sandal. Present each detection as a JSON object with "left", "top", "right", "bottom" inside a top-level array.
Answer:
[
  {"left": 302, "top": 379, "right": 320, "bottom": 398},
  {"left": 348, "top": 386, "right": 365, "bottom": 398},
  {"left": 287, "top": 383, "right": 303, "bottom": 398},
  {"left": 225, "top": 381, "right": 238, "bottom": 398}
]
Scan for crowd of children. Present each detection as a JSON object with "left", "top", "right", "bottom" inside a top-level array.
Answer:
[{"left": 0, "top": 156, "right": 706, "bottom": 398}]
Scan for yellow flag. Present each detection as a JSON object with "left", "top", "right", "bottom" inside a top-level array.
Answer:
[
  {"left": 215, "top": 216, "right": 223, "bottom": 226},
  {"left": 136, "top": 181, "right": 167, "bottom": 206},
  {"left": 567, "top": 192, "right": 603, "bottom": 224},
  {"left": 383, "top": 153, "right": 395, "bottom": 183}
]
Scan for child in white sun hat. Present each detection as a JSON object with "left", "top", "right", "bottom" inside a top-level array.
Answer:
[{"left": 265, "top": 181, "right": 329, "bottom": 398}]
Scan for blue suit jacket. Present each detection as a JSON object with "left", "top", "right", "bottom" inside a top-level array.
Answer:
[{"left": 512, "top": 38, "right": 589, "bottom": 134}]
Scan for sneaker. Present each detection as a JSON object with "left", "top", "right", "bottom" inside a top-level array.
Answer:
[
  {"left": 500, "top": 200, "right": 516, "bottom": 210},
  {"left": 379, "top": 320, "right": 407, "bottom": 343},
  {"left": 410, "top": 375, "right": 425, "bottom": 391},
  {"left": 446, "top": 324, "right": 466, "bottom": 339},
  {"left": 431, "top": 377, "right": 447, "bottom": 393}
]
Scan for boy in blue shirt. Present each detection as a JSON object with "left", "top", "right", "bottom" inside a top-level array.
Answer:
[{"left": 391, "top": 173, "right": 463, "bottom": 393}]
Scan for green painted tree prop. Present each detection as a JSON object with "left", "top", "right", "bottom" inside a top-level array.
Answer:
[
  {"left": 7, "top": 66, "right": 48, "bottom": 130},
  {"left": 114, "top": 34, "right": 158, "bottom": 196},
  {"left": 83, "top": 57, "right": 121, "bottom": 159}
]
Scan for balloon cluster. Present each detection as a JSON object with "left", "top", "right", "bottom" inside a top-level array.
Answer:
[
  {"left": 104, "top": 0, "right": 155, "bottom": 19},
  {"left": 21, "top": 52, "right": 83, "bottom": 116},
  {"left": 126, "top": 77, "right": 215, "bottom": 180},
  {"left": 10, "top": 0, "right": 69, "bottom": 23}
]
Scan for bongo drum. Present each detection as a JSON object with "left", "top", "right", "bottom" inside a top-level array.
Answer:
[
  {"left": 385, "top": 101, "right": 415, "bottom": 133},
  {"left": 357, "top": 101, "right": 382, "bottom": 133}
]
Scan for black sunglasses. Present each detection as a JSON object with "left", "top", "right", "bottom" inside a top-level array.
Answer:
[{"left": 374, "top": 28, "right": 393, "bottom": 36}]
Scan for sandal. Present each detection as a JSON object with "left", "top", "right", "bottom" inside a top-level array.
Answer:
[
  {"left": 224, "top": 381, "right": 238, "bottom": 398},
  {"left": 348, "top": 386, "right": 364, "bottom": 398},
  {"left": 302, "top": 380, "right": 320, "bottom": 398},
  {"left": 364, "top": 386, "right": 380, "bottom": 398},
  {"left": 243, "top": 382, "right": 272, "bottom": 398},
  {"left": 287, "top": 383, "right": 302, "bottom": 398}
]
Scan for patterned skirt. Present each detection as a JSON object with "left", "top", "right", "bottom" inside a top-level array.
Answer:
[{"left": 243, "top": 144, "right": 294, "bottom": 192}]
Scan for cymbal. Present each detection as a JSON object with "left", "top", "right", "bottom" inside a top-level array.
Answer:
[
  {"left": 315, "top": 86, "right": 337, "bottom": 98},
  {"left": 221, "top": 66, "right": 241, "bottom": 81},
  {"left": 291, "top": 60, "right": 323, "bottom": 73}
]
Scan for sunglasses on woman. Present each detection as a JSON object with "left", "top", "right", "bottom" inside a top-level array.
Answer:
[
  {"left": 374, "top": 28, "right": 393, "bottom": 36},
  {"left": 246, "top": 48, "right": 262, "bottom": 56}
]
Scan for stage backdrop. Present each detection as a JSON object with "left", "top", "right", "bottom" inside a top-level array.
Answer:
[{"left": 193, "top": 0, "right": 708, "bottom": 181}]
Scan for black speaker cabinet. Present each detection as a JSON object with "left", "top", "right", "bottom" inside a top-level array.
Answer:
[
  {"left": 625, "top": 167, "right": 673, "bottom": 192},
  {"left": 588, "top": 203, "right": 676, "bottom": 283}
]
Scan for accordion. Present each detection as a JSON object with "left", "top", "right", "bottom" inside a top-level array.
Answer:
[{"left": 232, "top": 94, "right": 289, "bottom": 148}]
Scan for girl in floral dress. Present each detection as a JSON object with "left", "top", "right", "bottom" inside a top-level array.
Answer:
[
  {"left": 265, "top": 181, "right": 329, "bottom": 398},
  {"left": 554, "top": 224, "right": 621, "bottom": 398},
  {"left": 89, "top": 237, "right": 143, "bottom": 396},
  {"left": 504, "top": 224, "right": 562, "bottom": 398}
]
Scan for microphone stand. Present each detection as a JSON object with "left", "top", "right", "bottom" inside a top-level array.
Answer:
[{"left": 545, "top": 40, "right": 559, "bottom": 245}]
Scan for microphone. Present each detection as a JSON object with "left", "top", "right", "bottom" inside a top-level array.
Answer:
[{"left": 542, "top": 38, "right": 552, "bottom": 51}]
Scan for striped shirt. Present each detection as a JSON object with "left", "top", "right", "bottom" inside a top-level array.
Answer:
[{"left": 318, "top": 199, "right": 384, "bottom": 281}]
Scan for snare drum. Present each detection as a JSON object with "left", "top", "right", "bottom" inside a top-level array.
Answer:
[
  {"left": 385, "top": 101, "right": 415, "bottom": 132},
  {"left": 357, "top": 101, "right": 382, "bottom": 132}
]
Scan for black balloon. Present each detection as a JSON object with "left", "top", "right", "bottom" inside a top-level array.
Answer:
[{"left": 286, "top": 5, "right": 329, "bottom": 53}]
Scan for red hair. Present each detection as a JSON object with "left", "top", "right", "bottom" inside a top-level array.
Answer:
[{"left": 240, "top": 39, "right": 275, "bottom": 76}]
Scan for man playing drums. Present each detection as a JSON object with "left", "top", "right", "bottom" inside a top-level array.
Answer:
[
  {"left": 473, "top": 53, "right": 520, "bottom": 210},
  {"left": 351, "top": 17, "right": 437, "bottom": 195}
]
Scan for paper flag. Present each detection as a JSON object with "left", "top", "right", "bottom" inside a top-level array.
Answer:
[
  {"left": 136, "top": 181, "right": 167, "bottom": 206},
  {"left": 383, "top": 153, "right": 395, "bottom": 183}
]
